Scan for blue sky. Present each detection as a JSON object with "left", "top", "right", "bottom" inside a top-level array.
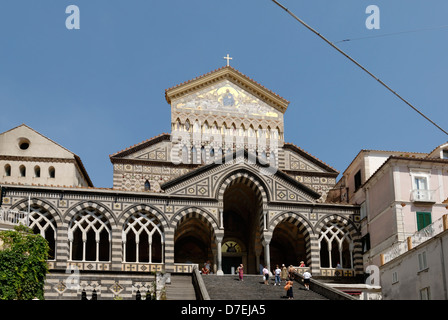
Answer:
[{"left": 1, "top": 0, "right": 447, "bottom": 188}]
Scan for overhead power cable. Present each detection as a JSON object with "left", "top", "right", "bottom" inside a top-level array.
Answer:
[
  {"left": 271, "top": 0, "right": 448, "bottom": 136},
  {"left": 335, "top": 24, "right": 448, "bottom": 44}
]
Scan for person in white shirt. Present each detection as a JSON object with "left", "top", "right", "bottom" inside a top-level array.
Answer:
[
  {"left": 303, "top": 271, "right": 312, "bottom": 290},
  {"left": 274, "top": 265, "right": 281, "bottom": 286},
  {"left": 262, "top": 266, "right": 269, "bottom": 285}
]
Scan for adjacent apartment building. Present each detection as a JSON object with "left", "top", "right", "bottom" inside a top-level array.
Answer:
[{"left": 328, "top": 143, "right": 448, "bottom": 299}]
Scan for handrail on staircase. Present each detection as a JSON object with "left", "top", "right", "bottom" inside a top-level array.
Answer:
[
  {"left": 192, "top": 265, "right": 210, "bottom": 300},
  {"left": 292, "top": 271, "right": 356, "bottom": 300}
]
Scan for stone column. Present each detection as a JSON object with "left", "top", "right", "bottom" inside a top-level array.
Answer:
[
  {"left": 262, "top": 231, "right": 272, "bottom": 274},
  {"left": 219, "top": 209, "right": 224, "bottom": 230},
  {"left": 309, "top": 233, "right": 321, "bottom": 276},
  {"left": 110, "top": 226, "right": 123, "bottom": 271},
  {"left": 56, "top": 226, "right": 70, "bottom": 269},
  {"left": 164, "top": 229, "right": 175, "bottom": 274},
  {"left": 215, "top": 231, "right": 224, "bottom": 275}
]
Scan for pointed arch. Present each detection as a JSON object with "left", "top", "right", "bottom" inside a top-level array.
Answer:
[
  {"left": 121, "top": 207, "right": 166, "bottom": 264},
  {"left": 202, "top": 120, "right": 209, "bottom": 135},
  {"left": 216, "top": 168, "right": 270, "bottom": 204},
  {"left": 315, "top": 214, "right": 361, "bottom": 270},
  {"left": 171, "top": 207, "right": 220, "bottom": 267},
  {"left": 11, "top": 198, "right": 62, "bottom": 260},
  {"left": 66, "top": 202, "right": 113, "bottom": 262},
  {"left": 268, "top": 211, "right": 315, "bottom": 267},
  {"left": 171, "top": 206, "right": 219, "bottom": 233}
]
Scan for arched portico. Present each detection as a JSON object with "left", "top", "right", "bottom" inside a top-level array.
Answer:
[
  {"left": 268, "top": 212, "right": 314, "bottom": 268},
  {"left": 171, "top": 207, "right": 220, "bottom": 273},
  {"left": 216, "top": 169, "right": 269, "bottom": 274},
  {"left": 315, "top": 214, "right": 362, "bottom": 276}
]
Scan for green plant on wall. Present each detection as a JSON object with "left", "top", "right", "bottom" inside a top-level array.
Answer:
[{"left": 0, "top": 224, "right": 49, "bottom": 300}]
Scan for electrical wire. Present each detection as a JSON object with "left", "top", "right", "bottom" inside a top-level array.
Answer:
[
  {"left": 271, "top": 0, "right": 448, "bottom": 136},
  {"left": 335, "top": 24, "right": 448, "bottom": 44}
]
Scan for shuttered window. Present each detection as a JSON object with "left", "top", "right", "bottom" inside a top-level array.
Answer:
[{"left": 416, "top": 212, "right": 431, "bottom": 231}]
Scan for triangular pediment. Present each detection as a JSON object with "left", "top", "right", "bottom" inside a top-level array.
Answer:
[
  {"left": 161, "top": 150, "right": 320, "bottom": 203},
  {"left": 283, "top": 143, "right": 339, "bottom": 174},
  {"left": 0, "top": 124, "right": 93, "bottom": 187},
  {"left": 0, "top": 124, "right": 77, "bottom": 159},
  {"left": 110, "top": 133, "right": 171, "bottom": 162},
  {"left": 171, "top": 79, "right": 284, "bottom": 120},
  {"left": 165, "top": 66, "right": 289, "bottom": 114}
]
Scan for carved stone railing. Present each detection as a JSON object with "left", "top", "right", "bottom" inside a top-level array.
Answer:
[
  {"left": 319, "top": 267, "right": 356, "bottom": 277},
  {"left": 173, "top": 263, "right": 199, "bottom": 273},
  {"left": 0, "top": 208, "right": 29, "bottom": 228},
  {"left": 381, "top": 215, "right": 448, "bottom": 265},
  {"left": 411, "top": 217, "right": 444, "bottom": 248}
]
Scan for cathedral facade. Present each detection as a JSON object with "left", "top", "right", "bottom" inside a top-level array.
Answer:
[{"left": 0, "top": 66, "right": 361, "bottom": 299}]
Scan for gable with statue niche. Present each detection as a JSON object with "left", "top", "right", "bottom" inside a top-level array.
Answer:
[{"left": 171, "top": 79, "right": 285, "bottom": 134}]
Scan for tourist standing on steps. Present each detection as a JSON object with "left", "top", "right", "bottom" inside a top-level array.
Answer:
[
  {"left": 303, "top": 270, "right": 312, "bottom": 290},
  {"left": 288, "top": 265, "right": 295, "bottom": 280},
  {"left": 274, "top": 265, "right": 281, "bottom": 286},
  {"left": 237, "top": 264, "right": 244, "bottom": 281},
  {"left": 262, "top": 266, "right": 269, "bottom": 285},
  {"left": 281, "top": 264, "right": 288, "bottom": 283}
]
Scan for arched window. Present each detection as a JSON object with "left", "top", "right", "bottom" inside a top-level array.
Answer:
[
  {"left": 175, "top": 119, "right": 181, "bottom": 131},
  {"left": 202, "top": 122, "right": 209, "bottom": 135},
  {"left": 192, "top": 146, "right": 198, "bottom": 164},
  {"left": 49, "top": 166, "right": 55, "bottom": 178},
  {"left": 222, "top": 123, "right": 228, "bottom": 136},
  {"left": 19, "top": 165, "right": 26, "bottom": 177},
  {"left": 29, "top": 205, "right": 57, "bottom": 260},
  {"left": 4, "top": 164, "right": 11, "bottom": 177},
  {"left": 181, "top": 145, "right": 188, "bottom": 164},
  {"left": 260, "top": 151, "right": 267, "bottom": 163},
  {"left": 34, "top": 166, "right": 41, "bottom": 178},
  {"left": 193, "top": 120, "right": 200, "bottom": 133},
  {"left": 68, "top": 208, "right": 111, "bottom": 262},
  {"left": 201, "top": 146, "right": 206, "bottom": 164},
  {"left": 239, "top": 124, "right": 245, "bottom": 137},
  {"left": 248, "top": 126, "right": 254, "bottom": 137},
  {"left": 122, "top": 211, "right": 164, "bottom": 263},
  {"left": 318, "top": 221, "right": 354, "bottom": 269},
  {"left": 144, "top": 180, "right": 151, "bottom": 191}
]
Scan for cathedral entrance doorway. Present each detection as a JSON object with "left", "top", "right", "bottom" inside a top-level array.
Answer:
[
  {"left": 222, "top": 180, "right": 263, "bottom": 274},
  {"left": 270, "top": 219, "right": 308, "bottom": 268},
  {"left": 221, "top": 240, "right": 245, "bottom": 274},
  {"left": 174, "top": 215, "right": 214, "bottom": 267}
]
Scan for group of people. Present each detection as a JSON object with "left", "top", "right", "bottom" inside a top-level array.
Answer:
[
  {"left": 206, "top": 260, "right": 312, "bottom": 300},
  {"left": 260, "top": 262, "right": 312, "bottom": 299}
]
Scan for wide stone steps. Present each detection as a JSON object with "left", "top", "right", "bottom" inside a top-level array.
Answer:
[
  {"left": 201, "top": 274, "right": 328, "bottom": 300},
  {"left": 165, "top": 275, "right": 196, "bottom": 300}
]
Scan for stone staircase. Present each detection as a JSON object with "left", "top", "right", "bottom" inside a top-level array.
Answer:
[
  {"left": 165, "top": 274, "right": 197, "bottom": 300},
  {"left": 201, "top": 274, "right": 328, "bottom": 300}
]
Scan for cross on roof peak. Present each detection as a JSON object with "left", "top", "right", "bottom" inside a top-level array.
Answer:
[{"left": 223, "top": 54, "right": 233, "bottom": 66}]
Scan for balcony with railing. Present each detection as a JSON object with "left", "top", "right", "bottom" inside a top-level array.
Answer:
[
  {"left": 410, "top": 189, "right": 436, "bottom": 203},
  {"left": 381, "top": 214, "right": 448, "bottom": 265},
  {"left": 0, "top": 208, "right": 29, "bottom": 230}
]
